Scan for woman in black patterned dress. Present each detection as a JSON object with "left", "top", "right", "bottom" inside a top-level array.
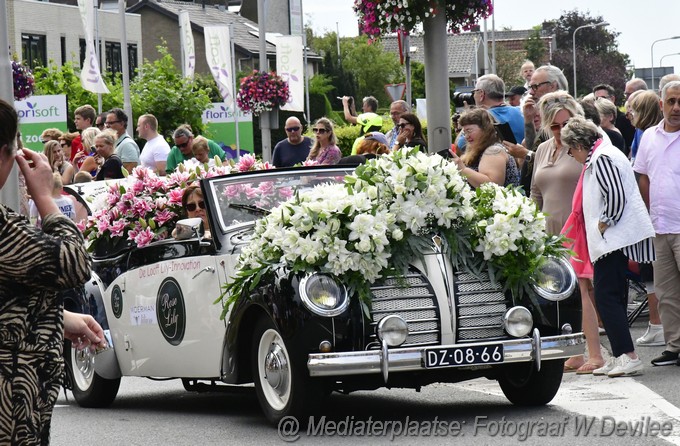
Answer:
[{"left": 0, "top": 99, "right": 92, "bottom": 445}]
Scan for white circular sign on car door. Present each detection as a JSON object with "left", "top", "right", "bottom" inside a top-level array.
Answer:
[{"left": 156, "top": 278, "right": 186, "bottom": 346}]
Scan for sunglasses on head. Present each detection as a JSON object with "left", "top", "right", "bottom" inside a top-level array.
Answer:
[
  {"left": 312, "top": 128, "right": 328, "bottom": 134},
  {"left": 285, "top": 126, "right": 301, "bottom": 132},
  {"left": 186, "top": 201, "right": 205, "bottom": 212}
]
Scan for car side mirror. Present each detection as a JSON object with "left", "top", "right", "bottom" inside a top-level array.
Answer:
[{"left": 174, "top": 217, "right": 204, "bottom": 240}]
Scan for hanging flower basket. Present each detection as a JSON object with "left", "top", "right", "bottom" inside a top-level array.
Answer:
[
  {"left": 236, "top": 70, "right": 290, "bottom": 116},
  {"left": 12, "top": 60, "right": 35, "bottom": 101},
  {"left": 353, "top": 0, "right": 494, "bottom": 40}
]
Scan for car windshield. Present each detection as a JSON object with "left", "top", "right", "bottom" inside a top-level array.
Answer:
[{"left": 207, "top": 167, "right": 353, "bottom": 231}]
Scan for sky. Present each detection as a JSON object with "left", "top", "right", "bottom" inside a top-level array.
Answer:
[{"left": 301, "top": 0, "right": 680, "bottom": 77}]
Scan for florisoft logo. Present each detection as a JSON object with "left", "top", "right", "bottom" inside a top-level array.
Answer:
[{"left": 16, "top": 102, "right": 60, "bottom": 119}]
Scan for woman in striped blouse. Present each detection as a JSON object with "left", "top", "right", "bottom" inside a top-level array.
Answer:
[
  {"left": 0, "top": 99, "right": 93, "bottom": 444},
  {"left": 561, "top": 116, "right": 655, "bottom": 378}
]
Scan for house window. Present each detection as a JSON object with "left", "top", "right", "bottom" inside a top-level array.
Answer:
[
  {"left": 21, "top": 34, "right": 47, "bottom": 69},
  {"left": 105, "top": 42, "right": 138, "bottom": 79},
  {"left": 61, "top": 36, "right": 66, "bottom": 65}
]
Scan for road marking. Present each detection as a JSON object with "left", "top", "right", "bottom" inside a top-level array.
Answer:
[{"left": 453, "top": 375, "right": 680, "bottom": 445}]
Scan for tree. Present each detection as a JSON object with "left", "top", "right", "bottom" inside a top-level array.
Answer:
[
  {"left": 542, "top": 10, "right": 629, "bottom": 101},
  {"left": 524, "top": 26, "right": 546, "bottom": 64},
  {"left": 410, "top": 61, "right": 426, "bottom": 100},
  {"left": 34, "top": 45, "right": 213, "bottom": 139},
  {"left": 495, "top": 44, "right": 526, "bottom": 89},
  {"left": 130, "top": 46, "right": 212, "bottom": 138},
  {"left": 34, "top": 62, "right": 123, "bottom": 132},
  {"left": 340, "top": 37, "right": 403, "bottom": 108},
  {"left": 307, "top": 30, "right": 402, "bottom": 112}
]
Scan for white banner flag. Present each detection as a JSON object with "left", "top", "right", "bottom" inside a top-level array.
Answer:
[
  {"left": 204, "top": 26, "right": 234, "bottom": 108},
  {"left": 77, "top": 0, "right": 109, "bottom": 94},
  {"left": 178, "top": 11, "right": 195, "bottom": 79},
  {"left": 276, "top": 36, "right": 304, "bottom": 112}
]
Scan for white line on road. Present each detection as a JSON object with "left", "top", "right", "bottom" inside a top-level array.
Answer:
[{"left": 453, "top": 375, "right": 680, "bottom": 445}]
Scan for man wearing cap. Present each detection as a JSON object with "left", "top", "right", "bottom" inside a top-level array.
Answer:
[
  {"left": 165, "top": 124, "right": 226, "bottom": 173},
  {"left": 272, "top": 117, "right": 313, "bottom": 167},
  {"left": 342, "top": 96, "right": 384, "bottom": 154},
  {"left": 506, "top": 86, "right": 526, "bottom": 107}
]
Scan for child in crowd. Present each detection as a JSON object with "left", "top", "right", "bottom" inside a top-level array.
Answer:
[{"left": 29, "top": 173, "right": 76, "bottom": 226}]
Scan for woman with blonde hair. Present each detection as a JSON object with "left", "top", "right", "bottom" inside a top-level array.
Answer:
[
  {"left": 77, "top": 127, "right": 102, "bottom": 173},
  {"left": 449, "top": 108, "right": 519, "bottom": 188},
  {"left": 531, "top": 91, "right": 607, "bottom": 373},
  {"left": 307, "top": 118, "right": 342, "bottom": 165},
  {"left": 94, "top": 130, "right": 124, "bottom": 180},
  {"left": 43, "top": 139, "right": 75, "bottom": 185}
]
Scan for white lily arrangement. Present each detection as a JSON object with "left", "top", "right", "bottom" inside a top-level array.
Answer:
[{"left": 220, "top": 148, "right": 566, "bottom": 317}]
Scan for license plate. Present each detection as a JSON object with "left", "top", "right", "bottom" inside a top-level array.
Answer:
[{"left": 423, "top": 344, "right": 504, "bottom": 368}]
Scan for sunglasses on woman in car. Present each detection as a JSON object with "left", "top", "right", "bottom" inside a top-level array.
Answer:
[{"left": 186, "top": 201, "right": 205, "bottom": 212}]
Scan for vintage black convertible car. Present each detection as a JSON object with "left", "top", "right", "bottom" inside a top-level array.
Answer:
[{"left": 64, "top": 165, "right": 584, "bottom": 424}]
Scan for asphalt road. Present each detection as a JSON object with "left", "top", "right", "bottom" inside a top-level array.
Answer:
[{"left": 50, "top": 320, "right": 680, "bottom": 446}]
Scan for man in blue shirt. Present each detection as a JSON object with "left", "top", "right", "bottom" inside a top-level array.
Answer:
[
  {"left": 473, "top": 74, "right": 525, "bottom": 144},
  {"left": 272, "top": 117, "right": 312, "bottom": 167}
]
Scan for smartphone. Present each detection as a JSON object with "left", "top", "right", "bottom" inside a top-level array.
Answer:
[{"left": 495, "top": 122, "right": 517, "bottom": 145}]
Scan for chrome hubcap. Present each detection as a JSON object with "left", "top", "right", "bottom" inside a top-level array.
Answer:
[{"left": 264, "top": 343, "right": 289, "bottom": 397}]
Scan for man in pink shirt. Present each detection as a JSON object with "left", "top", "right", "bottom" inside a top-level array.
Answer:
[{"left": 634, "top": 80, "right": 680, "bottom": 367}]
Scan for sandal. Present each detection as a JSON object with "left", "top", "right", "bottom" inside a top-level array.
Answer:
[
  {"left": 576, "top": 362, "right": 605, "bottom": 375},
  {"left": 564, "top": 355, "right": 585, "bottom": 373}
]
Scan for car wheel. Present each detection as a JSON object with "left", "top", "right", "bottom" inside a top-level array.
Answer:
[
  {"left": 65, "top": 340, "right": 121, "bottom": 408},
  {"left": 498, "top": 359, "right": 564, "bottom": 406},
  {"left": 251, "top": 317, "right": 322, "bottom": 424}
]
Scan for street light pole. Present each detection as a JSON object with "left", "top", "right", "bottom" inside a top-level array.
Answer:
[
  {"left": 572, "top": 21, "right": 608, "bottom": 98},
  {"left": 651, "top": 36, "right": 680, "bottom": 90},
  {"left": 660, "top": 53, "right": 680, "bottom": 67}
]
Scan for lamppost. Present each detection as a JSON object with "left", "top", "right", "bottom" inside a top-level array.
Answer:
[
  {"left": 661, "top": 53, "right": 680, "bottom": 67},
  {"left": 572, "top": 21, "right": 608, "bottom": 97},
  {"left": 651, "top": 36, "right": 680, "bottom": 90}
]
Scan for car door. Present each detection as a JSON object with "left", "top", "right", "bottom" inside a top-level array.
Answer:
[{"left": 104, "top": 244, "right": 227, "bottom": 378}]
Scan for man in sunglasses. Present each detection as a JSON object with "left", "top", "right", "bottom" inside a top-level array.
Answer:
[
  {"left": 165, "top": 124, "right": 226, "bottom": 173},
  {"left": 272, "top": 117, "right": 312, "bottom": 167},
  {"left": 105, "top": 108, "right": 140, "bottom": 172}
]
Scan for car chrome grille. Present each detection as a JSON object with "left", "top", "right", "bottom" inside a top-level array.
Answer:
[
  {"left": 454, "top": 271, "right": 511, "bottom": 342},
  {"left": 369, "top": 272, "right": 440, "bottom": 348}
]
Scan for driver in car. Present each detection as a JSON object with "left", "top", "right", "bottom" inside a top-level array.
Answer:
[{"left": 173, "top": 185, "right": 211, "bottom": 239}]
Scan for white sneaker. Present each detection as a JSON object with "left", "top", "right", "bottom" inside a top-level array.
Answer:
[
  {"left": 593, "top": 356, "right": 618, "bottom": 376},
  {"left": 608, "top": 354, "right": 643, "bottom": 377},
  {"left": 636, "top": 323, "right": 665, "bottom": 347}
]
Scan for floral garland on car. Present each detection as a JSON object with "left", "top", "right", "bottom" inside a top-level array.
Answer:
[
  {"left": 79, "top": 155, "right": 273, "bottom": 250},
  {"left": 353, "top": 0, "right": 494, "bottom": 40},
  {"left": 236, "top": 70, "right": 290, "bottom": 116},
  {"left": 220, "top": 148, "right": 567, "bottom": 318}
]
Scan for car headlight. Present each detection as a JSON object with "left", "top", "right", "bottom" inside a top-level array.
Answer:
[
  {"left": 299, "top": 273, "right": 349, "bottom": 317},
  {"left": 531, "top": 256, "right": 577, "bottom": 302},
  {"left": 503, "top": 306, "right": 533, "bottom": 337}
]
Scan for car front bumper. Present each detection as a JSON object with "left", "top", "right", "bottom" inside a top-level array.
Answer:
[{"left": 307, "top": 329, "right": 585, "bottom": 377}]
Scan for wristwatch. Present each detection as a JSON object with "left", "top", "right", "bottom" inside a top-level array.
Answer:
[{"left": 524, "top": 151, "right": 535, "bottom": 162}]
